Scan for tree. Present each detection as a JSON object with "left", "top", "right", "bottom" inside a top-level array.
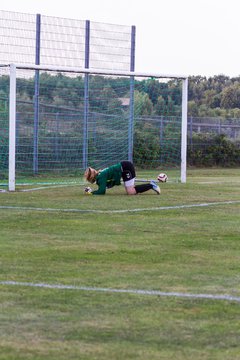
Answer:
[
  {"left": 134, "top": 90, "right": 153, "bottom": 116},
  {"left": 220, "top": 83, "right": 240, "bottom": 109},
  {"left": 202, "top": 89, "right": 221, "bottom": 108},
  {"left": 154, "top": 95, "right": 166, "bottom": 115},
  {"left": 137, "top": 78, "right": 165, "bottom": 105},
  {"left": 187, "top": 100, "right": 199, "bottom": 116}
]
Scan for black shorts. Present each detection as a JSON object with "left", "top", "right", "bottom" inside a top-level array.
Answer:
[{"left": 121, "top": 161, "right": 136, "bottom": 182}]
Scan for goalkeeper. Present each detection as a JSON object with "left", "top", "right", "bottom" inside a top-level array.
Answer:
[{"left": 84, "top": 160, "right": 160, "bottom": 195}]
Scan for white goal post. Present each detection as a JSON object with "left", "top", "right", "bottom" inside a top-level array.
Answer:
[{"left": 6, "top": 63, "right": 188, "bottom": 191}]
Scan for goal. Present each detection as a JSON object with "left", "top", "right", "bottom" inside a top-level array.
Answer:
[{"left": 0, "top": 63, "right": 188, "bottom": 191}]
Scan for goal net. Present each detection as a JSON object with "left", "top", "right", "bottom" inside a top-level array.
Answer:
[{"left": 0, "top": 64, "right": 188, "bottom": 191}]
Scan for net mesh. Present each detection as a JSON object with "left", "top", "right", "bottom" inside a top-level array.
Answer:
[{"left": 0, "top": 66, "right": 183, "bottom": 187}]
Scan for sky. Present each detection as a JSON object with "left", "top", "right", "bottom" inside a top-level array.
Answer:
[{"left": 1, "top": 0, "right": 240, "bottom": 78}]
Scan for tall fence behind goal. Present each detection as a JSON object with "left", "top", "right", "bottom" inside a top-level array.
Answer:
[{"left": 0, "top": 64, "right": 188, "bottom": 191}]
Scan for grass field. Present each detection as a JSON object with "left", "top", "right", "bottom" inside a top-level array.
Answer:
[{"left": 0, "top": 168, "right": 240, "bottom": 360}]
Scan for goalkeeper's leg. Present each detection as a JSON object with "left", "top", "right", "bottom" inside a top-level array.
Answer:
[
  {"left": 124, "top": 180, "right": 160, "bottom": 195},
  {"left": 121, "top": 161, "right": 160, "bottom": 195}
]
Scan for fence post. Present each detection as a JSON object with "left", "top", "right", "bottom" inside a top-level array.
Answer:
[
  {"left": 189, "top": 116, "right": 193, "bottom": 148},
  {"left": 218, "top": 119, "right": 221, "bottom": 134},
  {"left": 160, "top": 116, "right": 164, "bottom": 164},
  {"left": 83, "top": 20, "right": 90, "bottom": 169},
  {"left": 55, "top": 112, "right": 60, "bottom": 161},
  {"left": 128, "top": 25, "right": 136, "bottom": 162},
  {"left": 33, "top": 13, "right": 41, "bottom": 174},
  {"left": 9, "top": 64, "right": 16, "bottom": 191},
  {"left": 181, "top": 78, "right": 188, "bottom": 183}
]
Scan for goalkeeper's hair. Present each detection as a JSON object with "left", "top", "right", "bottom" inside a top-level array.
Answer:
[{"left": 84, "top": 167, "right": 99, "bottom": 183}]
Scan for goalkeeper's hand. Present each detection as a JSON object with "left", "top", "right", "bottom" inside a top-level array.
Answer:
[{"left": 84, "top": 186, "right": 93, "bottom": 195}]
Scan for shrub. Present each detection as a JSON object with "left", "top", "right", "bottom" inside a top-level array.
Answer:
[{"left": 188, "top": 133, "right": 240, "bottom": 167}]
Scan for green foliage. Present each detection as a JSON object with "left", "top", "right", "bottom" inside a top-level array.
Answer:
[
  {"left": 188, "top": 75, "right": 240, "bottom": 117},
  {"left": 134, "top": 90, "right": 153, "bottom": 116},
  {"left": 2, "top": 71, "right": 240, "bottom": 118},
  {"left": 133, "top": 122, "right": 160, "bottom": 167},
  {"left": 220, "top": 83, "right": 240, "bottom": 109},
  {"left": 133, "top": 119, "right": 181, "bottom": 168},
  {"left": 188, "top": 134, "right": 240, "bottom": 166}
]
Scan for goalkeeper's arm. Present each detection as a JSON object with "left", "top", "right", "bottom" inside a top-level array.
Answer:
[{"left": 106, "top": 179, "right": 116, "bottom": 189}]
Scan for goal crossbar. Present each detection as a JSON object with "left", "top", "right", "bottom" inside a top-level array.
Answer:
[{"left": 2, "top": 63, "right": 188, "bottom": 80}]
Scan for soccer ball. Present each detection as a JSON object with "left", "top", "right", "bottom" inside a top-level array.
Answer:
[{"left": 157, "top": 173, "right": 168, "bottom": 182}]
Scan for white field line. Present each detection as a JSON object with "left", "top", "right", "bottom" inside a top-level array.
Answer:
[
  {"left": 0, "top": 200, "right": 239, "bottom": 214},
  {"left": 0, "top": 280, "right": 240, "bottom": 303},
  {"left": 197, "top": 180, "right": 240, "bottom": 184},
  {"left": 19, "top": 184, "right": 74, "bottom": 192},
  {"left": 1, "top": 186, "right": 69, "bottom": 193},
  {"left": 0, "top": 182, "right": 84, "bottom": 192}
]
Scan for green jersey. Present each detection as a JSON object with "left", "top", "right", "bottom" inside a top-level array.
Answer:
[{"left": 92, "top": 163, "right": 122, "bottom": 195}]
